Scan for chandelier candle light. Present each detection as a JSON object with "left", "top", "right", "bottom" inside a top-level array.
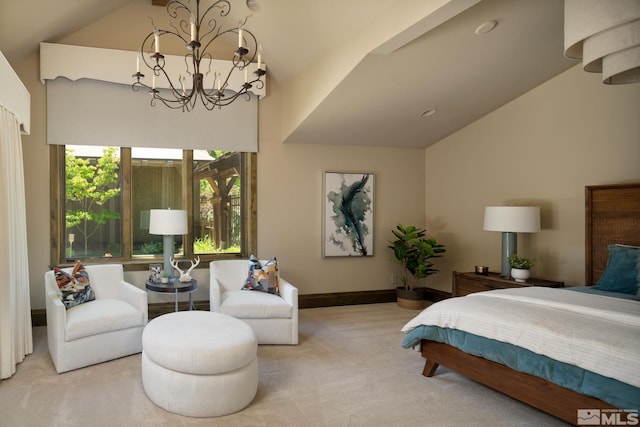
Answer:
[{"left": 132, "top": 0, "right": 266, "bottom": 111}]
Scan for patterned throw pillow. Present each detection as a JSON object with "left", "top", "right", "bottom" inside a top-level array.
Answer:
[
  {"left": 241, "top": 255, "right": 279, "bottom": 295},
  {"left": 54, "top": 261, "right": 96, "bottom": 308}
]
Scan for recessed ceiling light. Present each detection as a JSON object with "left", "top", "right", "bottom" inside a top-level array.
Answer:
[
  {"left": 475, "top": 20, "right": 498, "bottom": 35},
  {"left": 420, "top": 108, "right": 437, "bottom": 118}
]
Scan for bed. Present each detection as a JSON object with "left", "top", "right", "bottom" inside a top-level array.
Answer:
[{"left": 401, "top": 183, "right": 640, "bottom": 425}]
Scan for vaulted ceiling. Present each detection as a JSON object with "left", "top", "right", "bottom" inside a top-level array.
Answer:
[{"left": 0, "top": 0, "right": 578, "bottom": 148}]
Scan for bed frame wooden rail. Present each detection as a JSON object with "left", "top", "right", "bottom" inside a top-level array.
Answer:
[{"left": 420, "top": 341, "right": 615, "bottom": 425}]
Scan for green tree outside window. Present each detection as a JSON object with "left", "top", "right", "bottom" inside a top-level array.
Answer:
[{"left": 65, "top": 147, "right": 121, "bottom": 257}]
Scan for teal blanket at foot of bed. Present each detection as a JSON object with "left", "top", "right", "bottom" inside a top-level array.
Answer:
[{"left": 402, "top": 325, "right": 640, "bottom": 410}]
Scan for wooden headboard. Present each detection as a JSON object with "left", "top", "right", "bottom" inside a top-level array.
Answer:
[{"left": 585, "top": 183, "right": 640, "bottom": 286}]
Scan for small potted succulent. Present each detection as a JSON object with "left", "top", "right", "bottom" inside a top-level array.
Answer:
[
  {"left": 508, "top": 254, "right": 533, "bottom": 282},
  {"left": 161, "top": 272, "right": 171, "bottom": 284}
]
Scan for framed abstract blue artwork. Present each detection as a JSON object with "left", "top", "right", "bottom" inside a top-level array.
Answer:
[{"left": 323, "top": 171, "right": 374, "bottom": 257}]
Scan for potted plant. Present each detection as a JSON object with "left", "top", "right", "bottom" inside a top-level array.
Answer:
[
  {"left": 161, "top": 272, "right": 170, "bottom": 284},
  {"left": 388, "top": 224, "right": 446, "bottom": 309},
  {"left": 508, "top": 254, "right": 533, "bottom": 282}
]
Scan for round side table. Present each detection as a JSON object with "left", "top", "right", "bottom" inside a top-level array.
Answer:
[{"left": 145, "top": 279, "right": 197, "bottom": 311}]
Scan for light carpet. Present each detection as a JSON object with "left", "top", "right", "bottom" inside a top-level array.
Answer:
[{"left": 0, "top": 303, "right": 568, "bottom": 426}]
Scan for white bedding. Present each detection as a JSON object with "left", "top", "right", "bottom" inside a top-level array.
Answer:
[{"left": 401, "top": 287, "right": 640, "bottom": 388}]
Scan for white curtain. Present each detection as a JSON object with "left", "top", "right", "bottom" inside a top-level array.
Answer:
[{"left": 0, "top": 105, "right": 32, "bottom": 379}]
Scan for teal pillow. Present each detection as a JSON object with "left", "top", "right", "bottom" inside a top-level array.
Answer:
[{"left": 595, "top": 245, "right": 640, "bottom": 295}]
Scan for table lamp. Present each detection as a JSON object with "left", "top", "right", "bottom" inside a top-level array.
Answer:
[
  {"left": 149, "top": 208, "right": 188, "bottom": 279},
  {"left": 483, "top": 206, "right": 540, "bottom": 277}
]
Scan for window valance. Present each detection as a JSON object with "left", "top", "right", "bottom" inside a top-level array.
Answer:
[
  {"left": 41, "top": 43, "right": 262, "bottom": 152},
  {"left": 0, "top": 50, "right": 30, "bottom": 134}
]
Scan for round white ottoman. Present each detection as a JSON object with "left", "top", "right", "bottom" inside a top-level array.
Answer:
[{"left": 141, "top": 311, "right": 258, "bottom": 417}]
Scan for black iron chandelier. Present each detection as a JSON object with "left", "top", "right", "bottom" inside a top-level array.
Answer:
[{"left": 132, "top": 0, "right": 266, "bottom": 111}]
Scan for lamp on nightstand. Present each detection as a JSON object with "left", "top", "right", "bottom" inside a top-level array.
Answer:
[
  {"left": 149, "top": 208, "right": 188, "bottom": 279},
  {"left": 483, "top": 206, "right": 540, "bottom": 277}
]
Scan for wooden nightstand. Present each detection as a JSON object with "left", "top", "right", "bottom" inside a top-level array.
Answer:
[{"left": 452, "top": 271, "right": 564, "bottom": 297}]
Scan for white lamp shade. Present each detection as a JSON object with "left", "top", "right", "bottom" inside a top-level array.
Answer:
[
  {"left": 483, "top": 206, "right": 540, "bottom": 233},
  {"left": 149, "top": 209, "right": 188, "bottom": 235}
]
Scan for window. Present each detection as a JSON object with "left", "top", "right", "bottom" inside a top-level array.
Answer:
[
  {"left": 131, "top": 148, "right": 184, "bottom": 258},
  {"left": 63, "top": 145, "right": 122, "bottom": 259},
  {"left": 192, "top": 150, "right": 243, "bottom": 254},
  {"left": 50, "top": 145, "right": 256, "bottom": 269}
]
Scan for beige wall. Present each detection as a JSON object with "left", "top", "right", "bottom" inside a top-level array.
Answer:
[
  {"left": 424, "top": 64, "right": 640, "bottom": 292},
  {"left": 256, "top": 78, "right": 426, "bottom": 294},
  {"left": 16, "top": 55, "right": 52, "bottom": 312},
  {"left": 16, "top": 5, "right": 426, "bottom": 310},
  {"left": 15, "top": 4, "right": 640, "bottom": 309}
]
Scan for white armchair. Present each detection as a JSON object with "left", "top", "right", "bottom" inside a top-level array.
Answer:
[
  {"left": 210, "top": 260, "right": 298, "bottom": 345},
  {"left": 44, "top": 264, "right": 148, "bottom": 373}
]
